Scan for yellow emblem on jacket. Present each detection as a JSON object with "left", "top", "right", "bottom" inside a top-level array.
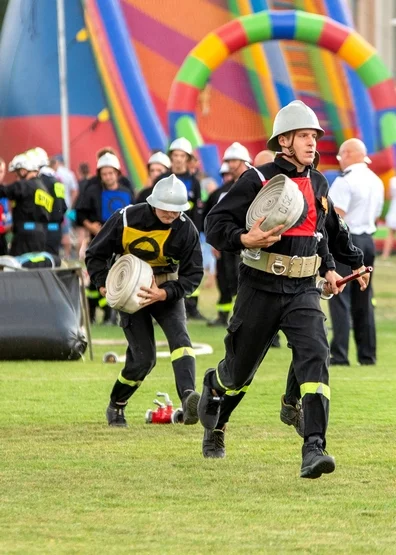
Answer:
[
  {"left": 321, "top": 196, "right": 328, "bottom": 214},
  {"left": 122, "top": 227, "right": 172, "bottom": 267},
  {"left": 34, "top": 189, "right": 54, "bottom": 213}
]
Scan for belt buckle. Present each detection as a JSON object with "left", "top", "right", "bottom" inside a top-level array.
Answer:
[
  {"left": 271, "top": 256, "right": 287, "bottom": 276},
  {"left": 288, "top": 255, "right": 300, "bottom": 277}
]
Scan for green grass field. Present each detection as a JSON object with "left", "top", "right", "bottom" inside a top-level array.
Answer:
[{"left": 1, "top": 259, "right": 396, "bottom": 554}]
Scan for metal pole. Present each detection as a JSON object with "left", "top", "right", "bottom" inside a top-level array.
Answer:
[{"left": 56, "top": 0, "right": 70, "bottom": 168}]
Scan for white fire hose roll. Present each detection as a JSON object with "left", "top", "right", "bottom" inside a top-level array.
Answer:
[
  {"left": 246, "top": 174, "right": 305, "bottom": 233},
  {"left": 106, "top": 254, "right": 153, "bottom": 314}
]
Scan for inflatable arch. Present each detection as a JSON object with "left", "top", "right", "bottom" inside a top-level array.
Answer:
[{"left": 168, "top": 10, "right": 396, "bottom": 183}]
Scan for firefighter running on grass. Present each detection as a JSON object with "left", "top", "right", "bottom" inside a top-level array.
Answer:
[
  {"left": 85, "top": 174, "right": 203, "bottom": 427},
  {"left": 198, "top": 100, "right": 349, "bottom": 479}
]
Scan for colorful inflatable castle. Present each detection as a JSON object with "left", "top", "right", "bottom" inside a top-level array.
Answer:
[{"left": 0, "top": 0, "right": 395, "bottom": 195}]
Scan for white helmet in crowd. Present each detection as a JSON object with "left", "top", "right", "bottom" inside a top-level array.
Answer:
[
  {"left": 223, "top": 142, "right": 251, "bottom": 163},
  {"left": 8, "top": 153, "right": 38, "bottom": 172},
  {"left": 267, "top": 100, "right": 325, "bottom": 151},
  {"left": 97, "top": 152, "right": 121, "bottom": 171},
  {"left": 219, "top": 162, "right": 230, "bottom": 175},
  {"left": 168, "top": 137, "right": 193, "bottom": 157},
  {"left": 147, "top": 151, "right": 171, "bottom": 169},
  {"left": 29, "top": 147, "right": 49, "bottom": 168},
  {"left": 147, "top": 174, "right": 190, "bottom": 212}
]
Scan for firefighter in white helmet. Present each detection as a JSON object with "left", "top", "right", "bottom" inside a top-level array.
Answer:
[
  {"left": 26, "top": 147, "right": 67, "bottom": 256},
  {"left": 0, "top": 152, "right": 52, "bottom": 255},
  {"left": 222, "top": 142, "right": 251, "bottom": 182},
  {"left": 198, "top": 100, "right": 369, "bottom": 478},
  {"left": 202, "top": 159, "right": 239, "bottom": 328},
  {"left": 86, "top": 174, "right": 203, "bottom": 427},
  {"left": 136, "top": 151, "right": 171, "bottom": 204},
  {"left": 149, "top": 137, "right": 205, "bottom": 320},
  {"left": 77, "top": 152, "right": 133, "bottom": 324}
]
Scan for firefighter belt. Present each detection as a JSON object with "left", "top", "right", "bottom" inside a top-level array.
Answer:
[{"left": 242, "top": 252, "right": 321, "bottom": 278}]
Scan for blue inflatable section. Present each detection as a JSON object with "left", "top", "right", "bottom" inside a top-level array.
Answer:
[
  {"left": 96, "top": 0, "right": 167, "bottom": 151},
  {"left": 325, "top": 0, "right": 376, "bottom": 151},
  {"left": 0, "top": 0, "right": 105, "bottom": 118}
]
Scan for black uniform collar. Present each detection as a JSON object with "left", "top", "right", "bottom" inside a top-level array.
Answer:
[{"left": 273, "top": 155, "right": 311, "bottom": 176}]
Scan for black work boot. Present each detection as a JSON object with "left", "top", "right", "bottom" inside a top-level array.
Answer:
[
  {"left": 182, "top": 390, "right": 200, "bottom": 425},
  {"left": 202, "top": 427, "right": 226, "bottom": 458},
  {"left": 198, "top": 368, "right": 223, "bottom": 429},
  {"left": 280, "top": 395, "right": 304, "bottom": 438},
  {"left": 106, "top": 402, "right": 128, "bottom": 427},
  {"left": 300, "top": 438, "right": 335, "bottom": 479},
  {"left": 185, "top": 297, "right": 207, "bottom": 321},
  {"left": 207, "top": 312, "right": 229, "bottom": 327}
]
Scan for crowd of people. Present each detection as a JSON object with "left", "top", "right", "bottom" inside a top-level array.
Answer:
[{"left": 0, "top": 99, "right": 392, "bottom": 478}]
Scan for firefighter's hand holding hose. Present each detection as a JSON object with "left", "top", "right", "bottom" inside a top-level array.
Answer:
[
  {"left": 241, "top": 217, "right": 284, "bottom": 249},
  {"left": 137, "top": 277, "right": 167, "bottom": 307}
]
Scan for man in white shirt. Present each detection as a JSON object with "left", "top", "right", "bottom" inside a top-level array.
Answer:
[
  {"left": 50, "top": 155, "right": 79, "bottom": 258},
  {"left": 329, "top": 138, "right": 384, "bottom": 366}
]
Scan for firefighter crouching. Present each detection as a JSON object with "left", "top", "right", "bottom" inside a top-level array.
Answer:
[{"left": 85, "top": 174, "right": 204, "bottom": 427}]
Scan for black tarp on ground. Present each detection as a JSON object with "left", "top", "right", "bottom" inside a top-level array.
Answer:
[{"left": 0, "top": 269, "right": 87, "bottom": 360}]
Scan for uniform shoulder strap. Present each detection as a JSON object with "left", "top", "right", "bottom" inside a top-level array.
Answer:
[{"left": 121, "top": 204, "right": 134, "bottom": 228}]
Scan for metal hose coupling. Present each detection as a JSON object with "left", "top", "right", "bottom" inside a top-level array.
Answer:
[{"left": 242, "top": 174, "right": 305, "bottom": 261}]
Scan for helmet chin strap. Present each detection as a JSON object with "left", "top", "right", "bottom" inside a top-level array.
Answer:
[{"left": 280, "top": 132, "right": 306, "bottom": 168}]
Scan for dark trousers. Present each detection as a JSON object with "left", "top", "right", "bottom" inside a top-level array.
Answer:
[
  {"left": 110, "top": 298, "right": 195, "bottom": 404},
  {"left": 10, "top": 230, "right": 46, "bottom": 256},
  {"left": 216, "top": 252, "right": 239, "bottom": 312},
  {"left": 0, "top": 234, "right": 7, "bottom": 255},
  {"left": 211, "top": 280, "right": 330, "bottom": 442},
  {"left": 45, "top": 229, "right": 62, "bottom": 256},
  {"left": 329, "top": 233, "right": 376, "bottom": 364}
]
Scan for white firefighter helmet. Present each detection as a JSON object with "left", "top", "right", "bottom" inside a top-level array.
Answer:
[
  {"left": 147, "top": 174, "right": 190, "bottom": 212},
  {"left": 8, "top": 153, "right": 38, "bottom": 173},
  {"left": 223, "top": 142, "right": 251, "bottom": 163},
  {"left": 29, "top": 147, "right": 49, "bottom": 168},
  {"left": 147, "top": 151, "right": 171, "bottom": 169},
  {"left": 97, "top": 152, "right": 121, "bottom": 171},
  {"left": 219, "top": 162, "right": 230, "bottom": 174},
  {"left": 267, "top": 100, "right": 325, "bottom": 151},
  {"left": 168, "top": 137, "right": 193, "bottom": 156}
]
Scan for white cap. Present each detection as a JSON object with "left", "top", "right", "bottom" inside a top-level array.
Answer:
[
  {"left": 223, "top": 142, "right": 251, "bottom": 163},
  {"left": 148, "top": 151, "right": 171, "bottom": 169},
  {"left": 147, "top": 174, "right": 190, "bottom": 212},
  {"left": 168, "top": 137, "right": 193, "bottom": 156},
  {"left": 97, "top": 153, "right": 121, "bottom": 171}
]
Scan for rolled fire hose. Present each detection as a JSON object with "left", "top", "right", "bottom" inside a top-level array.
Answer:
[
  {"left": 106, "top": 254, "right": 153, "bottom": 314},
  {"left": 243, "top": 174, "right": 305, "bottom": 261}
]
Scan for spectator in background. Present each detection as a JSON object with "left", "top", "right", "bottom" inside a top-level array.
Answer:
[
  {"left": 78, "top": 162, "right": 91, "bottom": 195},
  {"left": 136, "top": 151, "right": 171, "bottom": 204},
  {"left": 50, "top": 155, "right": 79, "bottom": 259},
  {"left": 382, "top": 175, "right": 396, "bottom": 260},
  {"left": 328, "top": 138, "right": 384, "bottom": 366},
  {"left": 0, "top": 157, "right": 11, "bottom": 254},
  {"left": 90, "top": 147, "right": 135, "bottom": 200}
]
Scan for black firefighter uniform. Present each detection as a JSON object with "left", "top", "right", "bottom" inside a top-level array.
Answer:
[{"left": 86, "top": 203, "right": 203, "bottom": 404}]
